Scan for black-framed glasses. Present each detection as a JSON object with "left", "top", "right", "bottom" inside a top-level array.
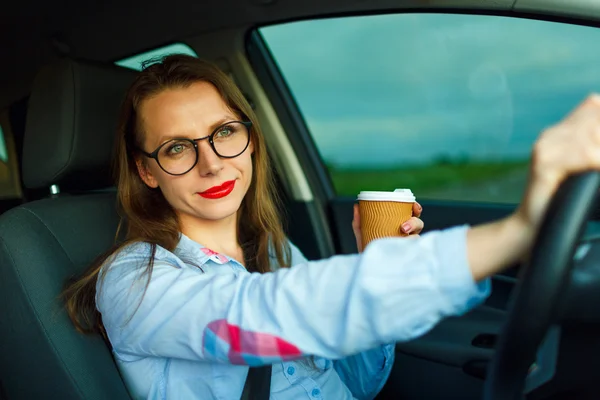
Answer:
[{"left": 139, "top": 120, "right": 252, "bottom": 176}]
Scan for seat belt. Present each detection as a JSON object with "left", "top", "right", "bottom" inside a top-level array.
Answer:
[{"left": 240, "top": 365, "right": 272, "bottom": 400}]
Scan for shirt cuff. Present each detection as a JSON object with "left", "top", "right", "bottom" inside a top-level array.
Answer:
[
  {"left": 380, "top": 343, "right": 395, "bottom": 370},
  {"left": 371, "top": 343, "right": 395, "bottom": 397}
]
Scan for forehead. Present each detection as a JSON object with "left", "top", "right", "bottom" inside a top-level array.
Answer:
[{"left": 139, "top": 82, "right": 236, "bottom": 142}]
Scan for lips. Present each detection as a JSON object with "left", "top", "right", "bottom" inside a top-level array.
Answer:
[{"left": 198, "top": 180, "right": 236, "bottom": 199}]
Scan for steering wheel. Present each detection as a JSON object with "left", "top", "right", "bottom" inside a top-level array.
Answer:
[{"left": 483, "top": 171, "right": 600, "bottom": 400}]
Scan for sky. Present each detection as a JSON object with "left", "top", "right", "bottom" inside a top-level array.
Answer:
[{"left": 260, "top": 14, "right": 600, "bottom": 168}]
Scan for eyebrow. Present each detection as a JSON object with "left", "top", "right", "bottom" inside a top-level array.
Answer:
[{"left": 155, "top": 115, "right": 238, "bottom": 145}]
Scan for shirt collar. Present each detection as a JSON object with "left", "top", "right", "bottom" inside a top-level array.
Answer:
[
  {"left": 175, "top": 233, "right": 233, "bottom": 267},
  {"left": 174, "top": 233, "right": 279, "bottom": 271}
]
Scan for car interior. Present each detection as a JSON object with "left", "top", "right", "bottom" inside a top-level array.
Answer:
[{"left": 2, "top": 0, "right": 600, "bottom": 399}]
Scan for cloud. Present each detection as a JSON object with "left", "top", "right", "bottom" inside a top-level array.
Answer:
[{"left": 260, "top": 13, "right": 600, "bottom": 167}]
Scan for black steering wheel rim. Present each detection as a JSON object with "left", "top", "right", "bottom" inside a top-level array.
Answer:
[{"left": 483, "top": 171, "right": 600, "bottom": 400}]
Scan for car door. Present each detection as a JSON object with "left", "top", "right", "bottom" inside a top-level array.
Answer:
[{"left": 246, "top": 10, "right": 600, "bottom": 400}]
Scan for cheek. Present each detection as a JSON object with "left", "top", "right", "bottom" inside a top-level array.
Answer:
[
  {"left": 227, "top": 155, "right": 253, "bottom": 194},
  {"left": 152, "top": 171, "right": 190, "bottom": 202},
  {"left": 239, "top": 156, "right": 254, "bottom": 185},
  {"left": 167, "top": 177, "right": 193, "bottom": 196}
]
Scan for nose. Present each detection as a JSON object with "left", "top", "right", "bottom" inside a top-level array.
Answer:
[{"left": 194, "top": 139, "right": 223, "bottom": 177}]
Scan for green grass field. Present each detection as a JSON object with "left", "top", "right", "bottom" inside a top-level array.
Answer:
[{"left": 327, "top": 160, "right": 530, "bottom": 197}]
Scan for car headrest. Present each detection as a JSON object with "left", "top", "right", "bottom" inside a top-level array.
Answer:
[{"left": 22, "top": 59, "right": 137, "bottom": 191}]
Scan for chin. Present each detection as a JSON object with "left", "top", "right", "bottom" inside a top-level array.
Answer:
[
  {"left": 195, "top": 198, "right": 242, "bottom": 221},
  {"left": 199, "top": 210, "right": 238, "bottom": 221}
]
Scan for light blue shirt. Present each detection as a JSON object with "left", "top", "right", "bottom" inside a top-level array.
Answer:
[{"left": 96, "top": 226, "right": 490, "bottom": 399}]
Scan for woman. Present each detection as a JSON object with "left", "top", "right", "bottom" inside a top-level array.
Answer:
[{"left": 64, "top": 54, "right": 600, "bottom": 399}]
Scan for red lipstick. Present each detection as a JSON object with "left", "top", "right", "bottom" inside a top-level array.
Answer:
[{"left": 198, "top": 180, "right": 236, "bottom": 199}]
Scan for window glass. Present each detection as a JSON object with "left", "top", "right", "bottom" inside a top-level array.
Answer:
[
  {"left": 0, "top": 116, "right": 22, "bottom": 200},
  {"left": 115, "top": 43, "right": 197, "bottom": 71},
  {"left": 260, "top": 14, "right": 600, "bottom": 203},
  {"left": 0, "top": 126, "right": 8, "bottom": 163}
]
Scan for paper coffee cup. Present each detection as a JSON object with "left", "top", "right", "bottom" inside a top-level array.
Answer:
[{"left": 357, "top": 189, "right": 416, "bottom": 247}]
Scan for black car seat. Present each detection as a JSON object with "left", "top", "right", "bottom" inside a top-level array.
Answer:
[{"left": 0, "top": 59, "right": 136, "bottom": 399}]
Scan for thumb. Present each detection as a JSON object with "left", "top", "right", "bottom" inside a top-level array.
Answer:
[{"left": 352, "top": 204, "right": 363, "bottom": 252}]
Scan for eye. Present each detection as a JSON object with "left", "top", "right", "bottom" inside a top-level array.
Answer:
[
  {"left": 215, "top": 126, "right": 235, "bottom": 138},
  {"left": 164, "top": 140, "right": 193, "bottom": 156},
  {"left": 169, "top": 144, "right": 185, "bottom": 154}
]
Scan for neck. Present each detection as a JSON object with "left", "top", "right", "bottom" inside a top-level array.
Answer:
[{"left": 179, "top": 212, "right": 240, "bottom": 257}]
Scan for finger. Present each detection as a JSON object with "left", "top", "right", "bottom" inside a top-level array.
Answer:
[
  {"left": 352, "top": 204, "right": 363, "bottom": 252},
  {"left": 533, "top": 125, "right": 600, "bottom": 189},
  {"left": 412, "top": 202, "right": 423, "bottom": 218},
  {"left": 401, "top": 217, "right": 424, "bottom": 235},
  {"left": 563, "top": 94, "right": 600, "bottom": 126},
  {"left": 352, "top": 204, "right": 360, "bottom": 229}
]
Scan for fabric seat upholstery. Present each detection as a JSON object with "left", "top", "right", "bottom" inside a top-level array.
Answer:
[{"left": 0, "top": 59, "right": 136, "bottom": 399}]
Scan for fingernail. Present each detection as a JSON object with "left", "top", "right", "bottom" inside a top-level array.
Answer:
[{"left": 402, "top": 223, "right": 411, "bottom": 233}]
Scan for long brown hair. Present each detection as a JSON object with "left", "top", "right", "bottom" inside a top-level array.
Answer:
[{"left": 63, "top": 54, "right": 291, "bottom": 336}]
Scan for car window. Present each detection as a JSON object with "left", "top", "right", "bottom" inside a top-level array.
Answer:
[
  {"left": 116, "top": 43, "right": 197, "bottom": 70},
  {"left": 0, "top": 126, "right": 8, "bottom": 163},
  {"left": 0, "top": 114, "right": 23, "bottom": 199},
  {"left": 260, "top": 14, "right": 600, "bottom": 203}
]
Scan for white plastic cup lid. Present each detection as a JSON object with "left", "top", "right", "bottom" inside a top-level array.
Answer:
[{"left": 357, "top": 188, "right": 416, "bottom": 202}]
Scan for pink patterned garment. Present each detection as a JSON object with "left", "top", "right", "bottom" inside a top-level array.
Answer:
[
  {"left": 199, "top": 247, "right": 229, "bottom": 264},
  {"left": 203, "top": 319, "right": 304, "bottom": 365}
]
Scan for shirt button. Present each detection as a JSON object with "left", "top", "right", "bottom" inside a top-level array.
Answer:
[
  {"left": 287, "top": 366, "right": 295, "bottom": 375},
  {"left": 311, "top": 388, "right": 321, "bottom": 397}
]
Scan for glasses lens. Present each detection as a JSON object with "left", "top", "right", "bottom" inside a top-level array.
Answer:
[
  {"left": 157, "top": 139, "right": 197, "bottom": 175},
  {"left": 213, "top": 122, "right": 250, "bottom": 157}
]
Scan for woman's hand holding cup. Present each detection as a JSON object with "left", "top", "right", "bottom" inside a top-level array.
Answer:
[{"left": 352, "top": 198, "right": 423, "bottom": 253}]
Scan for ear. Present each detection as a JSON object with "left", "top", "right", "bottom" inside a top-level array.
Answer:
[
  {"left": 136, "top": 158, "right": 159, "bottom": 188},
  {"left": 249, "top": 139, "right": 254, "bottom": 155}
]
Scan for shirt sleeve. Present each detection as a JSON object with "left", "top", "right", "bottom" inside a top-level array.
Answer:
[
  {"left": 97, "top": 226, "right": 490, "bottom": 366},
  {"left": 288, "top": 241, "right": 394, "bottom": 399}
]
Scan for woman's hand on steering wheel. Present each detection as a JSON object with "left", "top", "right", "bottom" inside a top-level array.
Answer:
[{"left": 518, "top": 94, "right": 600, "bottom": 232}]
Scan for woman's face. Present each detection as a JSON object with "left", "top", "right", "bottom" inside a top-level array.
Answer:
[{"left": 136, "top": 81, "right": 253, "bottom": 224}]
